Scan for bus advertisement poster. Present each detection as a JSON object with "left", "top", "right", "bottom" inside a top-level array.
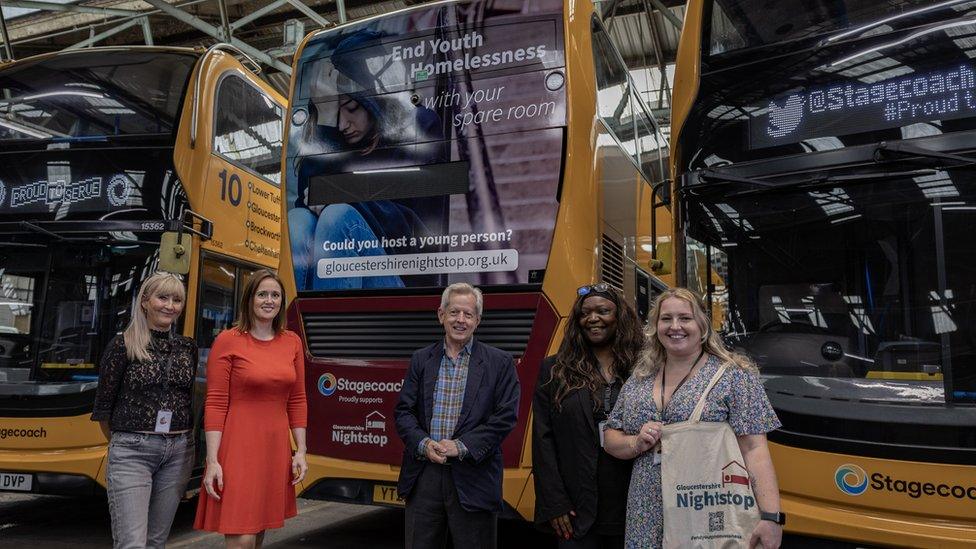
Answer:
[{"left": 286, "top": 0, "right": 566, "bottom": 293}]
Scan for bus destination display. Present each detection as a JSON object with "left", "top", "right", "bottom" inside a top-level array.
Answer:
[{"left": 751, "top": 64, "right": 976, "bottom": 148}]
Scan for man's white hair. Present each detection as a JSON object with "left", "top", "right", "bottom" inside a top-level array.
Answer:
[{"left": 439, "top": 283, "right": 483, "bottom": 316}]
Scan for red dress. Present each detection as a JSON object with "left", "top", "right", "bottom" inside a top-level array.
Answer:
[{"left": 194, "top": 329, "right": 307, "bottom": 534}]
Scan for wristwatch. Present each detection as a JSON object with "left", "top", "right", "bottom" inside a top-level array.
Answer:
[{"left": 759, "top": 511, "right": 787, "bottom": 525}]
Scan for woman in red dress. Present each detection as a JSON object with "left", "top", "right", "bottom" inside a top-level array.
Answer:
[{"left": 194, "top": 269, "right": 308, "bottom": 548}]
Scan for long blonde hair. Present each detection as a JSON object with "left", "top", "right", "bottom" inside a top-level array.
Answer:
[
  {"left": 123, "top": 272, "right": 186, "bottom": 363},
  {"left": 633, "top": 287, "right": 756, "bottom": 378}
]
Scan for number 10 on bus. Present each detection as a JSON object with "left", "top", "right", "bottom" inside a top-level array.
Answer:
[{"left": 218, "top": 169, "right": 242, "bottom": 206}]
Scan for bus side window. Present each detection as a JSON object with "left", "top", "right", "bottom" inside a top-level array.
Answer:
[
  {"left": 213, "top": 74, "right": 284, "bottom": 186},
  {"left": 196, "top": 258, "right": 238, "bottom": 351}
]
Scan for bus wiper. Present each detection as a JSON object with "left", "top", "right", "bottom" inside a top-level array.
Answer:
[
  {"left": 683, "top": 169, "right": 778, "bottom": 196},
  {"left": 688, "top": 162, "right": 938, "bottom": 199},
  {"left": 19, "top": 221, "right": 66, "bottom": 241},
  {"left": 874, "top": 140, "right": 976, "bottom": 168}
]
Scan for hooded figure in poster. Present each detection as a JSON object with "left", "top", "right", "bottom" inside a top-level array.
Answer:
[{"left": 289, "top": 29, "right": 449, "bottom": 290}]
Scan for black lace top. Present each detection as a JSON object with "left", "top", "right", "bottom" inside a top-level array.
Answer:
[{"left": 91, "top": 330, "right": 198, "bottom": 432}]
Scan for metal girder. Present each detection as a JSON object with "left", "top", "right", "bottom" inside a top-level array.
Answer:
[
  {"left": 0, "top": 0, "right": 12, "bottom": 61},
  {"left": 141, "top": 0, "right": 292, "bottom": 74},
  {"left": 229, "top": 0, "right": 288, "bottom": 30},
  {"left": 216, "top": 0, "right": 231, "bottom": 41},
  {"left": 336, "top": 0, "right": 347, "bottom": 24},
  {"left": 141, "top": 16, "right": 153, "bottom": 45},
  {"left": 66, "top": 17, "right": 145, "bottom": 50},
  {"left": 647, "top": 0, "right": 682, "bottom": 29},
  {"left": 3, "top": 0, "right": 136, "bottom": 18},
  {"left": 284, "top": 0, "right": 329, "bottom": 28}
]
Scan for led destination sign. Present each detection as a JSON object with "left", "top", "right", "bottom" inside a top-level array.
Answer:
[{"left": 752, "top": 64, "right": 976, "bottom": 148}]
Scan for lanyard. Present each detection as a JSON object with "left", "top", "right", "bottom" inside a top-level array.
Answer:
[{"left": 659, "top": 348, "right": 706, "bottom": 414}]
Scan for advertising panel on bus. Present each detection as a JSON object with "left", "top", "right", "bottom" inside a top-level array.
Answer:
[{"left": 286, "top": 0, "right": 566, "bottom": 293}]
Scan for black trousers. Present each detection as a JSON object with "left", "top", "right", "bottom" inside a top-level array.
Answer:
[
  {"left": 404, "top": 463, "right": 497, "bottom": 549},
  {"left": 558, "top": 532, "right": 625, "bottom": 549}
]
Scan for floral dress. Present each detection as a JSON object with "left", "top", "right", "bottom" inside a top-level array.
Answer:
[{"left": 604, "top": 355, "right": 781, "bottom": 549}]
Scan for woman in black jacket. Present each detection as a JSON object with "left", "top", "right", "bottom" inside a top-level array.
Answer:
[{"left": 532, "top": 283, "right": 645, "bottom": 548}]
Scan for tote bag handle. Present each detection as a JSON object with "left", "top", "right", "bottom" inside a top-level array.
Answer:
[{"left": 688, "top": 361, "right": 729, "bottom": 423}]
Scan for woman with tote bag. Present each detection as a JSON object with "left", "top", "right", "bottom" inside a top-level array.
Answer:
[{"left": 603, "top": 288, "right": 784, "bottom": 548}]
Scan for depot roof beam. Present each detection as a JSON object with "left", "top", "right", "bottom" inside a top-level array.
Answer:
[
  {"left": 66, "top": 17, "right": 144, "bottom": 50},
  {"left": 229, "top": 0, "right": 288, "bottom": 31},
  {"left": 284, "top": 0, "right": 329, "bottom": 28},
  {"left": 3, "top": 0, "right": 137, "bottom": 18},
  {"left": 141, "top": 0, "right": 292, "bottom": 74},
  {"left": 0, "top": 0, "right": 12, "bottom": 60},
  {"left": 646, "top": 0, "right": 682, "bottom": 29}
]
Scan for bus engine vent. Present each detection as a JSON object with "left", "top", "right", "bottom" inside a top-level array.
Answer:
[
  {"left": 303, "top": 309, "right": 537, "bottom": 359},
  {"left": 601, "top": 234, "right": 625, "bottom": 291}
]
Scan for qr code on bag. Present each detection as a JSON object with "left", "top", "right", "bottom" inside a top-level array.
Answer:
[{"left": 708, "top": 511, "right": 724, "bottom": 532}]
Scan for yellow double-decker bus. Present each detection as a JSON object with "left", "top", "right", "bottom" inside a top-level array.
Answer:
[
  {"left": 0, "top": 45, "right": 284, "bottom": 496},
  {"left": 672, "top": 1, "right": 976, "bottom": 546},
  {"left": 280, "top": 0, "right": 671, "bottom": 517}
]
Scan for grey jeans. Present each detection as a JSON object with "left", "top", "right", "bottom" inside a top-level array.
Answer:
[{"left": 106, "top": 431, "right": 194, "bottom": 549}]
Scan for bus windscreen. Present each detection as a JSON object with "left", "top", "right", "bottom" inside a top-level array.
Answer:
[
  {"left": 286, "top": 0, "right": 565, "bottom": 292},
  {"left": 0, "top": 51, "right": 195, "bottom": 142}
]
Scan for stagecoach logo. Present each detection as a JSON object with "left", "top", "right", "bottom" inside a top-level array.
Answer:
[
  {"left": 318, "top": 373, "right": 337, "bottom": 396},
  {"left": 835, "top": 464, "right": 869, "bottom": 496},
  {"left": 107, "top": 175, "right": 132, "bottom": 207}
]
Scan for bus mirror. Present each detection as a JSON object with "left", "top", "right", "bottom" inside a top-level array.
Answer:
[
  {"left": 652, "top": 180, "right": 671, "bottom": 208},
  {"left": 651, "top": 241, "right": 672, "bottom": 275},
  {"left": 159, "top": 231, "right": 192, "bottom": 274}
]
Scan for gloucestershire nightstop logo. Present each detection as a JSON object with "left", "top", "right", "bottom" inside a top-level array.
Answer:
[{"left": 835, "top": 464, "right": 868, "bottom": 496}]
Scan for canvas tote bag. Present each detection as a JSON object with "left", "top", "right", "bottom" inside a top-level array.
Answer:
[{"left": 661, "top": 363, "right": 760, "bottom": 548}]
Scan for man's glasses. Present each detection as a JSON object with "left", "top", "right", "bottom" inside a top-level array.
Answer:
[{"left": 577, "top": 282, "right": 611, "bottom": 297}]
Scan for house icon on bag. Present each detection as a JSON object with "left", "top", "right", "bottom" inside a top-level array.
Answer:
[
  {"left": 365, "top": 411, "right": 387, "bottom": 431},
  {"left": 722, "top": 460, "right": 750, "bottom": 487}
]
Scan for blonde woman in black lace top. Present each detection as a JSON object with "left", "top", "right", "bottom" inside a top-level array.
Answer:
[{"left": 91, "top": 271, "right": 197, "bottom": 549}]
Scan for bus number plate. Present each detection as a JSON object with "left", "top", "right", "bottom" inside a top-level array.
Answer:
[
  {"left": 0, "top": 472, "right": 32, "bottom": 492},
  {"left": 372, "top": 484, "right": 403, "bottom": 506}
]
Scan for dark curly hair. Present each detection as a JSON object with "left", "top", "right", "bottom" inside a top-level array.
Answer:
[{"left": 547, "top": 287, "right": 645, "bottom": 410}]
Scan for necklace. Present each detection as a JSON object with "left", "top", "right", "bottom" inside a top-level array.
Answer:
[{"left": 659, "top": 348, "right": 706, "bottom": 413}]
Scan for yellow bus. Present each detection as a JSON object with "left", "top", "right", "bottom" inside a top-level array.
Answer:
[
  {"left": 671, "top": 1, "right": 976, "bottom": 546},
  {"left": 280, "top": 0, "right": 671, "bottom": 518},
  {"left": 0, "top": 45, "right": 285, "bottom": 496}
]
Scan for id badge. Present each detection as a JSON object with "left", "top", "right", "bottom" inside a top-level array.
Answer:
[
  {"left": 652, "top": 448, "right": 662, "bottom": 466},
  {"left": 155, "top": 410, "right": 173, "bottom": 433},
  {"left": 598, "top": 420, "right": 607, "bottom": 447}
]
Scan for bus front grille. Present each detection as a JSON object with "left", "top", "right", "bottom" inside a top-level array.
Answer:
[{"left": 302, "top": 309, "right": 537, "bottom": 359}]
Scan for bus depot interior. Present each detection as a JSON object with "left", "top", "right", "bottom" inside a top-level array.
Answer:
[{"left": 0, "top": 0, "right": 974, "bottom": 547}]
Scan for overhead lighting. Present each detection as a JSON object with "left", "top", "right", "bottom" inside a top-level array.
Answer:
[
  {"left": 22, "top": 90, "right": 105, "bottom": 101},
  {"left": 830, "top": 214, "right": 862, "bottom": 224},
  {"left": 826, "top": 0, "right": 967, "bottom": 43},
  {"left": 832, "top": 19, "right": 976, "bottom": 67}
]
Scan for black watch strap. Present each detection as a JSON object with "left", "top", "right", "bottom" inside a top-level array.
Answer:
[{"left": 759, "top": 511, "right": 786, "bottom": 525}]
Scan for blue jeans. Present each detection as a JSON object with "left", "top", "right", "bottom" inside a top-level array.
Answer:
[
  {"left": 106, "top": 431, "right": 194, "bottom": 549},
  {"left": 288, "top": 204, "right": 404, "bottom": 290}
]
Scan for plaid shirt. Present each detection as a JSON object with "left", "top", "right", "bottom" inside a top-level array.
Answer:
[{"left": 418, "top": 338, "right": 473, "bottom": 460}]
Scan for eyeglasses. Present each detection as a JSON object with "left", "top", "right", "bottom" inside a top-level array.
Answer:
[
  {"left": 256, "top": 291, "right": 283, "bottom": 301},
  {"left": 577, "top": 282, "right": 611, "bottom": 297}
]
